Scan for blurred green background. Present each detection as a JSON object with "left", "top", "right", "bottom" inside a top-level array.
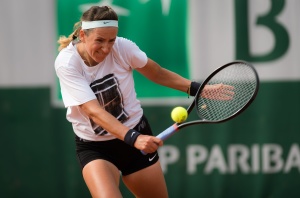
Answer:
[{"left": 1, "top": 0, "right": 300, "bottom": 197}]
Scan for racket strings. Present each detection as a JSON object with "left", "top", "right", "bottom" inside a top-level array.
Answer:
[{"left": 197, "top": 63, "right": 257, "bottom": 121}]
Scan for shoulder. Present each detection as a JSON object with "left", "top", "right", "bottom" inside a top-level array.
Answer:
[
  {"left": 113, "top": 37, "right": 142, "bottom": 51},
  {"left": 55, "top": 42, "right": 82, "bottom": 72},
  {"left": 114, "top": 36, "right": 133, "bottom": 45},
  {"left": 112, "top": 37, "right": 148, "bottom": 68}
]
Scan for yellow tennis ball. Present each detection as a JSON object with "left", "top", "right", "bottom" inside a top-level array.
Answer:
[{"left": 171, "top": 106, "right": 188, "bottom": 123}]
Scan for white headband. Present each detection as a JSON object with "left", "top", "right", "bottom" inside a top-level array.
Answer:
[{"left": 81, "top": 20, "right": 118, "bottom": 29}]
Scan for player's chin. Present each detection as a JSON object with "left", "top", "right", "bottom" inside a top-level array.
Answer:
[{"left": 94, "top": 56, "right": 105, "bottom": 63}]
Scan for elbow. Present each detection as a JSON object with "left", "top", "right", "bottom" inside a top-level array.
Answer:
[{"left": 79, "top": 100, "right": 103, "bottom": 121}]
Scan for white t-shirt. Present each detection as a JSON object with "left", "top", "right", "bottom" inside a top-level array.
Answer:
[{"left": 55, "top": 37, "right": 148, "bottom": 141}]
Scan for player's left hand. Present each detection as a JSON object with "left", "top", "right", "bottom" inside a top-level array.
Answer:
[{"left": 201, "top": 84, "right": 234, "bottom": 100}]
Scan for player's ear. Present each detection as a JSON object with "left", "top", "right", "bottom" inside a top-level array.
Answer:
[{"left": 79, "top": 29, "right": 86, "bottom": 43}]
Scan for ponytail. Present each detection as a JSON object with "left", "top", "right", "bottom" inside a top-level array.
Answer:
[{"left": 57, "top": 22, "right": 81, "bottom": 51}]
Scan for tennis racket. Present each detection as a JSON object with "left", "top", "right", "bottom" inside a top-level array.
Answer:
[{"left": 142, "top": 60, "right": 259, "bottom": 154}]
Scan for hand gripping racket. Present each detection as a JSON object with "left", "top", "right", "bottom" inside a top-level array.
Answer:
[{"left": 142, "top": 60, "right": 259, "bottom": 154}]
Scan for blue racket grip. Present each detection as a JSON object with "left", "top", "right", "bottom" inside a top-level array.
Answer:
[
  {"left": 141, "top": 124, "right": 178, "bottom": 155},
  {"left": 156, "top": 124, "right": 178, "bottom": 141}
]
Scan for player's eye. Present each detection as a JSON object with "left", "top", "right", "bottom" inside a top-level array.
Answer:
[
  {"left": 109, "top": 39, "right": 116, "bottom": 43},
  {"left": 96, "top": 39, "right": 104, "bottom": 43}
]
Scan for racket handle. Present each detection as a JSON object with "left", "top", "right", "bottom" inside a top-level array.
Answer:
[
  {"left": 156, "top": 124, "right": 178, "bottom": 141},
  {"left": 141, "top": 124, "right": 178, "bottom": 155}
]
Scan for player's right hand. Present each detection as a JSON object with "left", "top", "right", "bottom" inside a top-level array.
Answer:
[{"left": 134, "top": 135, "right": 163, "bottom": 154}]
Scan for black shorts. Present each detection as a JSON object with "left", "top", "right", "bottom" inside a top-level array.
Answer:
[{"left": 75, "top": 115, "right": 159, "bottom": 176}]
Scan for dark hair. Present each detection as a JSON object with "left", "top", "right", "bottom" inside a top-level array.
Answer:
[{"left": 57, "top": 6, "right": 118, "bottom": 51}]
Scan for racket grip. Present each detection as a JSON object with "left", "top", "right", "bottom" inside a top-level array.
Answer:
[
  {"left": 156, "top": 124, "right": 178, "bottom": 141},
  {"left": 141, "top": 124, "right": 178, "bottom": 155}
]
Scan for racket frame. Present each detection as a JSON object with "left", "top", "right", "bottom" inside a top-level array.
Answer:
[
  {"left": 141, "top": 60, "right": 259, "bottom": 154},
  {"left": 177, "top": 60, "right": 259, "bottom": 130}
]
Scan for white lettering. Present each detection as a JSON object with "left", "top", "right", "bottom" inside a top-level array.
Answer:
[
  {"left": 159, "top": 143, "right": 299, "bottom": 175},
  {"left": 187, "top": 145, "right": 208, "bottom": 174},
  {"left": 251, "top": 144, "right": 260, "bottom": 173},
  {"left": 204, "top": 145, "right": 227, "bottom": 174},
  {"left": 158, "top": 145, "right": 179, "bottom": 173},
  {"left": 284, "top": 144, "right": 300, "bottom": 172},
  {"left": 228, "top": 144, "right": 250, "bottom": 174},
  {"left": 262, "top": 144, "right": 283, "bottom": 173}
]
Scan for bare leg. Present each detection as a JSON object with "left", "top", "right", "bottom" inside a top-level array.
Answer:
[
  {"left": 82, "top": 159, "right": 122, "bottom": 198},
  {"left": 122, "top": 161, "right": 168, "bottom": 198}
]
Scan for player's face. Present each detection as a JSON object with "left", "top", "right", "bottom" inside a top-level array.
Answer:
[{"left": 82, "top": 27, "right": 118, "bottom": 64}]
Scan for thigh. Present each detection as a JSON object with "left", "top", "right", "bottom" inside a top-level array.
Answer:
[
  {"left": 122, "top": 161, "right": 168, "bottom": 198},
  {"left": 82, "top": 159, "right": 122, "bottom": 198}
]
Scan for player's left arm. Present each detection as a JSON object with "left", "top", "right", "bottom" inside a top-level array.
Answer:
[{"left": 135, "top": 58, "right": 191, "bottom": 93}]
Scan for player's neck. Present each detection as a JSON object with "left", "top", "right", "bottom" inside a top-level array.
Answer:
[{"left": 76, "top": 43, "right": 98, "bottom": 67}]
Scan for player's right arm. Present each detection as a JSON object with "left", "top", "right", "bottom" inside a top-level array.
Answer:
[{"left": 80, "top": 99, "right": 162, "bottom": 153}]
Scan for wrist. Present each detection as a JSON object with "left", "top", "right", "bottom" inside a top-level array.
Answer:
[
  {"left": 124, "top": 129, "right": 141, "bottom": 147},
  {"left": 189, "top": 81, "right": 201, "bottom": 96}
]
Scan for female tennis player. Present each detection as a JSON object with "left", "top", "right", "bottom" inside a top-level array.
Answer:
[{"left": 55, "top": 5, "right": 201, "bottom": 198}]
